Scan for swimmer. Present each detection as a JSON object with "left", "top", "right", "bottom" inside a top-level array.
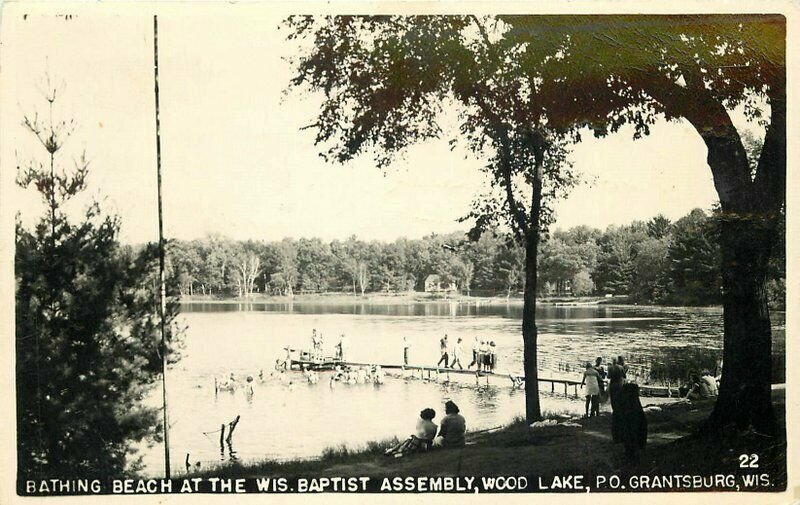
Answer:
[{"left": 373, "top": 365, "right": 385, "bottom": 385}]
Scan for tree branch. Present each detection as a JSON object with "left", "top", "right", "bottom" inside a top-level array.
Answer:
[
  {"left": 642, "top": 71, "right": 753, "bottom": 211},
  {"left": 753, "top": 90, "right": 785, "bottom": 216}
]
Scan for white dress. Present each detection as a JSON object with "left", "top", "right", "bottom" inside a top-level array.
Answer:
[{"left": 583, "top": 371, "right": 601, "bottom": 396}]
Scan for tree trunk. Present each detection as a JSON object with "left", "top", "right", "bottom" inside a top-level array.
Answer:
[
  {"left": 522, "top": 156, "right": 544, "bottom": 424},
  {"left": 703, "top": 209, "right": 776, "bottom": 434},
  {"left": 682, "top": 86, "right": 786, "bottom": 433},
  {"left": 680, "top": 91, "right": 784, "bottom": 435}
]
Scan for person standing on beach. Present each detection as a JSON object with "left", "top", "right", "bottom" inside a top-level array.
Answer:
[
  {"left": 594, "top": 357, "right": 607, "bottom": 398},
  {"left": 451, "top": 337, "right": 464, "bottom": 369},
  {"left": 581, "top": 362, "right": 601, "bottom": 418},
  {"left": 403, "top": 336, "right": 411, "bottom": 366},
  {"left": 607, "top": 357, "right": 626, "bottom": 410},
  {"left": 437, "top": 334, "right": 449, "bottom": 368}
]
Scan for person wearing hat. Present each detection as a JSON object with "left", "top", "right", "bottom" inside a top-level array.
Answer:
[{"left": 434, "top": 400, "right": 466, "bottom": 448}]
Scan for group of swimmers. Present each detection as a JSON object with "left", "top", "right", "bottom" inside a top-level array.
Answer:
[{"left": 329, "top": 364, "right": 385, "bottom": 387}]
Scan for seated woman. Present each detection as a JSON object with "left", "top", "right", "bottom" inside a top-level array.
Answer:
[
  {"left": 687, "top": 372, "right": 713, "bottom": 401},
  {"left": 385, "top": 408, "right": 437, "bottom": 456},
  {"left": 433, "top": 400, "right": 466, "bottom": 448}
]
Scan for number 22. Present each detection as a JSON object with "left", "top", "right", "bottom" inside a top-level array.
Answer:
[{"left": 739, "top": 454, "right": 759, "bottom": 468}]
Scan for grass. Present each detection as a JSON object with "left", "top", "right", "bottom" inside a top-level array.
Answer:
[
  {"left": 189, "top": 392, "right": 786, "bottom": 491},
  {"left": 320, "top": 437, "right": 400, "bottom": 461}
]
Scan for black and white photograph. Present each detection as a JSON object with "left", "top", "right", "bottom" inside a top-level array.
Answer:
[{"left": 0, "top": 1, "right": 795, "bottom": 502}]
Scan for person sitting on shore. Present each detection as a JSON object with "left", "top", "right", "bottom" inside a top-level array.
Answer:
[
  {"left": 433, "top": 400, "right": 466, "bottom": 448},
  {"left": 701, "top": 369, "right": 718, "bottom": 396},
  {"left": 385, "top": 408, "right": 438, "bottom": 457},
  {"left": 687, "top": 372, "right": 714, "bottom": 401}
]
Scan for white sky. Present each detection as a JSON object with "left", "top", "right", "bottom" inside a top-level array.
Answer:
[{"left": 1, "top": 10, "right": 732, "bottom": 245}]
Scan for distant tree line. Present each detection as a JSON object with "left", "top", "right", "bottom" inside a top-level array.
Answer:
[{"left": 168, "top": 208, "right": 784, "bottom": 309}]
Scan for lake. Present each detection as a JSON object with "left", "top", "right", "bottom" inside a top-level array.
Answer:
[{"left": 135, "top": 300, "right": 785, "bottom": 476}]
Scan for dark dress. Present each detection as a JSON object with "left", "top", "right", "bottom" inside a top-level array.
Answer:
[
  {"left": 612, "top": 383, "right": 647, "bottom": 461},
  {"left": 607, "top": 364, "right": 625, "bottom": 410}
]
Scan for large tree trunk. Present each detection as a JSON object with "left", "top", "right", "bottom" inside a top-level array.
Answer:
[
  {"left": 678, "top": 87, "right": 784, "bottom": 435},
  {"left": 704, "top": 217, "right": 775, "bottom": 433}
]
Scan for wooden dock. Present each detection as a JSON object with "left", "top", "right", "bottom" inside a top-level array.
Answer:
[
  {"left": 284, "top": 347, "right": 680, "bottom": 398},
  {"left": 288, "top": 357, "right": 584, "bottom": 397}
]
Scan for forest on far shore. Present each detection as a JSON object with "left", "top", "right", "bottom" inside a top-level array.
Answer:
[{"left": 160, "top": 208, "right": 785, "bottom": 309}]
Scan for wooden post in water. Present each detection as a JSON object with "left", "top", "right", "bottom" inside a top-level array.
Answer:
[
  {"left": 226, "top": 415, "right": 241, "bottom": 444},
  {"left": 153, "top": 14, "right": 171, "bottom": 479}
]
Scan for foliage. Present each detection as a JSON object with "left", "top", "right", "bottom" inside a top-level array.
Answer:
[
  {"left": 166, "top": 207, "right": 783, "bottom": 308},
  {"left": 284, "top": 13, "right": 785, "bottom": 428},
  {"left": 15, "top": 86, "right": 183, "bottom": 478}
]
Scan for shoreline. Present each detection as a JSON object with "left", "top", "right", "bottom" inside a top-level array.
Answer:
[
  {"left": 178, "top": 293, "right": 733, "bottom": 310},
  {"left": 191, "top": 390, "right": 786, "bottom": 487}
]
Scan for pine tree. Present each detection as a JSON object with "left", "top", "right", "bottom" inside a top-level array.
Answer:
[{"left": 15, "top": 83, "right": 183, "bottom": 479}]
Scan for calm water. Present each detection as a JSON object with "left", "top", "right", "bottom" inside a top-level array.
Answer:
[{"left": 136, "top": 301, "right": 785, "bottom": 475}]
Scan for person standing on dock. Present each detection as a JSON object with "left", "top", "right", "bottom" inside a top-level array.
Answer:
[
  {"left": 437, "top": 334, "right": 449, "bottom": 368},
  {"left": 403, "top": 336, "right": 411, "bottom": 366},
  {"left": 489, "top": 341, "right": 498, "bottom": 371},
  {"left": 338, "top": 334, "right": 348, "bottom": 361},
  {"left": 451, "top": 338, "right": 464, "bottom": 369},
  {"left": 468, "top": 336, "right": 479, "bottom": 369},
  {"left": 311, "top": 329, "right": 320, "bottom": 360},
  {"left": 479, "top": 340, "right": 490, "bottom": 371}
]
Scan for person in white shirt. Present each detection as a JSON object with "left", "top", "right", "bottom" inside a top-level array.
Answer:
[
  {"left": 479, "top": 340, "right": 490, "bottom": 371},
  {"left": 451, "top": 337, "right": 464, "bottom": 369}
]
